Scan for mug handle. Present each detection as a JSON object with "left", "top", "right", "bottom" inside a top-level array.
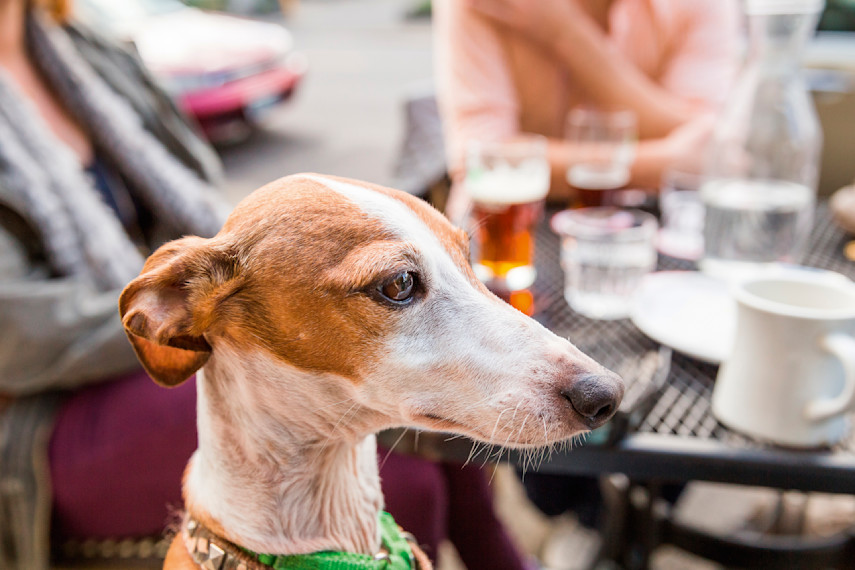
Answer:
[{"left": 805, "top": 333, "right": 855, "bottom": 422}]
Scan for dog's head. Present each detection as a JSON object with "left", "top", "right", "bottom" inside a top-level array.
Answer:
[{"left": 119, "top": 174, "right": 622, "bottom": 447}]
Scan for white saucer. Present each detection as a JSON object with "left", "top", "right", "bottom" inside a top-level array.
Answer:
[{"left": 631, "top": 272, "right": 735, "bottom": 364}]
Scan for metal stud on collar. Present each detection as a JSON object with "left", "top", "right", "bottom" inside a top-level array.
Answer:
[
  {"left": 185, "top": 518, "right": 253, "bottom": 570},
  {"left": 192, "top": 536, "right": 210, "bottom": 564},
  {"left": 202, "top": 543, "right": 226, "bottom": 570}
]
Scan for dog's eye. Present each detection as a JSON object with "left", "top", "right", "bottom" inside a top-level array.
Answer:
[{"left": 379, "top": 272, "right": 416, "bottom": 303}]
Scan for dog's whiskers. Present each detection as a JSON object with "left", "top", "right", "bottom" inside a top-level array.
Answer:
[
  {"left": 481, "top": 444, "right": 497, "bottom": 468},
  {"left": 471, "top": 441, "right": 493, "bottom": 467},
  {"left": 521, "top": 446, "right": 538, "bottom": 476},
  {"left": 489, "top": 407, "right": 513, "bottom": 442},
  {"left": 490, "top": 432, "right": 512, "bottom": 485},
  {"left": 316, "top": 401, "right": 360, "bottom": 457},
  {"left": 463, "top": 440, "right": 481, "bottom": 467},
  {"left": 490, "top": 416, "right": 518, "bottom": 484},
  {"left": 379, "top": 429, "right": 409, "bottom": 471},
  {"left": 516, "top": 413, "right": 530, "bottom": 446},
  {"left": 309, "top": 397, "right": 355, "bottom": 414}
]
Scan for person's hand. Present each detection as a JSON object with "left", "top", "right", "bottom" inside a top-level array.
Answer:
[
  {"left": 659, "top": 113, "right": 716, "bottom": 172},
  {"left": 466, "top": 0, "right": 577, "bottom": 46}
]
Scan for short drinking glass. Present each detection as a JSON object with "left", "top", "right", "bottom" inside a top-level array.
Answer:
[
  {"left": 465, "top": 136, "right": 551, "bottom": 291},
  {"left": 552, "top": 208, "right": 658, "bottom": 320},
  {"left": 566, "top": 107, "right": 637, "bottom": 208},
  {"left": 658, "top": 168, "right": 705, "bottom": 261}
]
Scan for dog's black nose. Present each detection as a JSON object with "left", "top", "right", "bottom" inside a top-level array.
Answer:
[{"left": 562, "top": 373, "right": 624, "bottom": 429}]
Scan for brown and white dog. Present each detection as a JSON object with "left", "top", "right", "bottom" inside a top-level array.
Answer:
[{"left": 118, "top": 174, "right": 623, "bottom": 569}]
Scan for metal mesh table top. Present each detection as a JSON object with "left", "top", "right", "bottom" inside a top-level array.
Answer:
[{"left": 533, "top": 205, "right": 855, "bottom": 454}]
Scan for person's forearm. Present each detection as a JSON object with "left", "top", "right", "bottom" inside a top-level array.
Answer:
[
  {"left": 0, "top": 280, "right": 140, "bottom": 395},
  {"left": 551, "top": 8, "right": 697, "bottom": 139},
  {"left": 629, "top": 139, "right": 673, "bottom": 190},
  {"left": 547, "top": 137, "right": 671, "bottom": 200}
]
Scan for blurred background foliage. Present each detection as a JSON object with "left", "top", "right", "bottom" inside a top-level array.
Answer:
[{"left": 820, "top": 0, "right": 855, "bottom": 30}]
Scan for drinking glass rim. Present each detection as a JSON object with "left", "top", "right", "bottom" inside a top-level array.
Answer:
[{"left": 551, "top": 207, "right": 658, "bottom": 241}]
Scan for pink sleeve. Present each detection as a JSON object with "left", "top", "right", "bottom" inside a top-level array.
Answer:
[
  {"left": 658, "top": 0, "right": 742, "bottom": 109},
  {"left": 433, "top": 0, "right": 519, "bottom": 177}
]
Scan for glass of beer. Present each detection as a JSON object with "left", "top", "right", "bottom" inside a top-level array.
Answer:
[
  {"left": 566, "top": 107, "right": 637, "bottom": 208},
  {"left": 464, "top": 136, "right": 550, "bottom": 292}
]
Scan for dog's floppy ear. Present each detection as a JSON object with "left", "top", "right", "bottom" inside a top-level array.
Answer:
[{"left": 119, "top": 236, "right": 238, "bottom": 387}]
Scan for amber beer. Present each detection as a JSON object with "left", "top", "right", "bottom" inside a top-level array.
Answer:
[
  {"left": 465, "top": 137, "right": 550, "bottom": 291},
  {"left": 466, "top": 165, "right": 550, "bottom": 291},
  {"left": 565, "top": 107, "right": 637, "bottom": 208},
  {"left": 567, "top": 163, "right": 630, "bottom": 208},
  {"left": 470, "top": 198, "right": 544, "bottom": 288}
]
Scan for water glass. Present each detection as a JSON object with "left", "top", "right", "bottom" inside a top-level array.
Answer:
[
  {"left": 658, "top": 169, "right": 705, "bottom": 260},
  {"left": 565, "top": 107, "right": 637, "bottom": 208},
  {"left": 552, "top": 208, "right": 658, "bottom": 320}
]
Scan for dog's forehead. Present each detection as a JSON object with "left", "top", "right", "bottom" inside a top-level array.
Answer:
[
  {"left": 225, "top": 174, "right": 469, "bottom": 268},
  {"left": 300, "top": 174, "right": 453, "bottom": 244}
]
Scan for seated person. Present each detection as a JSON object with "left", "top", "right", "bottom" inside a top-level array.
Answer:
[
  {"left": 0, "top": 2, "right": 528, "bottom": 569},
  {"left": 434, "top": 0, "right": 741, "bottom": 220},
  {"left": 0, "top": 1, "right": 226, "bottom": 568},
  {"left": 433, "top": 0, "right": 741, "bottom": 539}
]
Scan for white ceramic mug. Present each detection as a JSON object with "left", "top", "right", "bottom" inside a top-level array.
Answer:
[{"left": 712, "top": 271, "right": 855, "bottom": 447}]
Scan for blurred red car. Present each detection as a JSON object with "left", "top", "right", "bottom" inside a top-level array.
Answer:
[{"left": 77, "top": 0, "right": 307, "bottom": 142}]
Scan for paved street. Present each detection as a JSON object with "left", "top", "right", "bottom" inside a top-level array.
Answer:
[{"left": 219, "top": 0, "right": 433, "bottom": 204}]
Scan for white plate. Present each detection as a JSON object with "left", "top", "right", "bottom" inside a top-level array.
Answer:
[{"left": 631, "top": 272, "right": 735, "bottom": 364}]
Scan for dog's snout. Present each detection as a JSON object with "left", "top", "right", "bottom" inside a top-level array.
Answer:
[{"left": 562, "top": 373, "right": 624, "bottom": 429}]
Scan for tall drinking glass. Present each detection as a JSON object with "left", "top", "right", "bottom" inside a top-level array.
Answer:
[
  {"left": 566, "top": 107, "right": 637, "bottom": 208},
  {"left": 465, "top": 136, "right": 550, "bottom": 292}
]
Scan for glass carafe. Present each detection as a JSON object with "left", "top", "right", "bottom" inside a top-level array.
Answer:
[{"left": 701, "top": 0, "right": 824, "bottom": 280}]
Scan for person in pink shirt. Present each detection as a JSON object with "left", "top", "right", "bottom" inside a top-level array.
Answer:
[
  {"left": 435, "top": 0, "right": 742, "bottom": 218},
  {"left": 433, "top": 0, "right": 741, "bottom": 552}
]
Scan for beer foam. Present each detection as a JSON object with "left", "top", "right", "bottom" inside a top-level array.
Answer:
[
  {"left": 567, "top": 164, "right": 630, "bottom": 190},
  {"left": 465, "top": 159, "right": 550, "bottom": 205}
]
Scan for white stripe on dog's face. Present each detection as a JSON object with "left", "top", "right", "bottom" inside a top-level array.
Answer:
[
  {"left": 297, "top": 175, "right": 620, "bottom": 447},
  {"left": 299, "top": 174, "right": 459, "bottom": 287}
]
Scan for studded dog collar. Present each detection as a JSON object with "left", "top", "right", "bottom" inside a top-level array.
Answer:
[{"left": 182, "top": 512, "right": 429, "bottom": 570}]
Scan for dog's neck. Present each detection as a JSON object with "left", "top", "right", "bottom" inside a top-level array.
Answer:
[{"left": 183, "top": 347, "right": 386, "bottom": 556}]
